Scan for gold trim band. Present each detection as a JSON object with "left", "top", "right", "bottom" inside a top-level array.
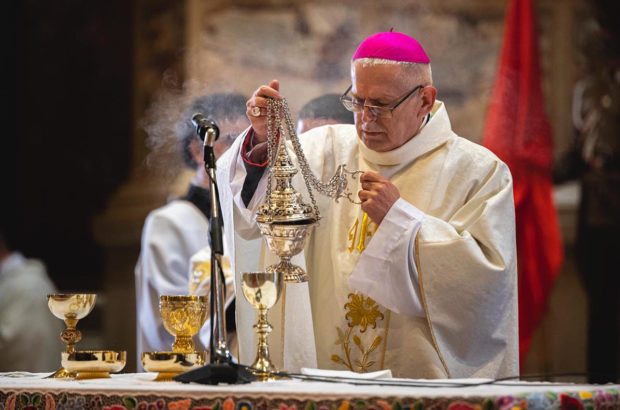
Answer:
[
  {"left": 415, "top": 235, "right": 451, "bottom": 377},
  {"left": 380, "top": 310, "right": 391, "bottom": 369}
]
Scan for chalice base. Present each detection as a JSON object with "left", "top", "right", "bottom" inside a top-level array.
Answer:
[
  {"left": 153, "top": 372, "right": 177, "bottom": 382},
  {"left": 172, "top": 336, "right": 195, "bottom": 354},
  {"left": 250, "top": 358, "right": 279, "bottom": 381},
  {"left": 75, "top": 371, "right": 111, "bottom": 380},
  {"left": 267, "top": 261, "right": 308, "bottom": 283},
  {"left": 46, "top": 367, "right": 76, "bottom": 379}
]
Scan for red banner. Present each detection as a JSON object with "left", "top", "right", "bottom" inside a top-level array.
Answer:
[{"left": 481, "top": 0, "right": 564, "bottom": 367}]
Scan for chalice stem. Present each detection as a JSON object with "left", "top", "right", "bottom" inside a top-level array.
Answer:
[
  {"left": 62, "top": 318, "right": 81, "bottom": 354},
  {"left": 172, "top": 335, "right": 195, "bottom": 353},
  {"left": 252, "top": 309, "right": 275, "bottom": 374}
]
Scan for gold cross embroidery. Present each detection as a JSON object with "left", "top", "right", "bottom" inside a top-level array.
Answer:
[{"left": 347, "top": 213, "right": 378, "bottom": 253}]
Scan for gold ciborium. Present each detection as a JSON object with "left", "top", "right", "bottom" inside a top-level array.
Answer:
[
  {"left": 141, "top": 351, "right": 206, "bottom": 382},
  {"left": 61, "top": 350, "right": 126, "bottom": 380},
  {"left": 47, "top": 293, "right": 96, "bottom": 378},
  {"left": 160, "top": 295, "right": 208, "bottom": 353},
  {"left": 241, "top": 272, "right": 283, "bottom": 380}
]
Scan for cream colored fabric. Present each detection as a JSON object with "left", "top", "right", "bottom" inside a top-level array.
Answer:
[{"left": 217, "top": 101, "right": 518, "bottom": 379}]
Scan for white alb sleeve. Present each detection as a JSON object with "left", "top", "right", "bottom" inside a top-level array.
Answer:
[{"left": 348, "top": 198, "right": 425, "bottom": 316}]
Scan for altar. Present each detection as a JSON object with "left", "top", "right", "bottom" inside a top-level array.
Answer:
[{"left": 1, "top": 372, "right": 618, "bottom": 410}]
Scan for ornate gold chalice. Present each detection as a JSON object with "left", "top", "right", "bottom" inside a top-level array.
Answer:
[
  {"left": 47, "top": 293, "right": 97, "bottom": 378},
  {"left": 257, "top": 98, "right": 361, "bottom": 283},
  {"left": 160, "top": 295, "right": 208, "bottom": 353},
  {"left": 141, "top": 295, "right": 208, "bottom": 381},
  {"left": 241, "top": 271, "right": 283, "bottom": 380}
]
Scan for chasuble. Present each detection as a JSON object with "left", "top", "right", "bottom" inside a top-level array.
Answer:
[{"left": 217, "top": 101, "right": 518, "bottom": 379}]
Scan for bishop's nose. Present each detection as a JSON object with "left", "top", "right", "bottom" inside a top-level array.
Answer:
[{"left": 360, "top": 105, "right": 378, "bottom": 123}]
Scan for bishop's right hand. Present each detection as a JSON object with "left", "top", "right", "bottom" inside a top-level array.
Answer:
[{"left": 245, "top": 79, "right": 282, "bottom": 143}]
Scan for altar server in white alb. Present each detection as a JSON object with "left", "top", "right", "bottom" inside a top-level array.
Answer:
[
  {"left": 135, "top": 93, "right": 248, "bottom": 362},
  {"left": 218, "top": 31, "right": 518, "bottom": 378}
]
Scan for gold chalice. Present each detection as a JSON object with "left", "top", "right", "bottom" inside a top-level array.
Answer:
[
  {"left": 241, "top": 272, "right": 283, "bottom": 380},
  {"left": 142, "top": 295, "right": 208, "bottom": 380},
  {"left": 47, "top": 293, "right": 97, "bottom": 378},
  {"left": 160, "top": 295, "right": 208, "bottom": 353}
]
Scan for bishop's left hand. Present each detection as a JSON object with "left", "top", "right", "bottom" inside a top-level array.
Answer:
[{"left": 358, "top": 172, "right": 400, "bottom": 225}]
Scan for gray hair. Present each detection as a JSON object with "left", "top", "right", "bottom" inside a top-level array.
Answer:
[
  {"left": 352, "top": 58, "right": 433, "bottom": 86},
  {"left": 298, "top": 93, "right": 354, "bottom": 124},
  {"left": 175, "top": 93, "right": 248, "bottom": 168}
]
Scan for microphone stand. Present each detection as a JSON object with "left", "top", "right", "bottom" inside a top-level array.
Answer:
[
  {"left": 201, "top": 130, "right": 230, "bottom": 364},
  {"left": 174, "top": 118, "right": 256, "bottom": 385}
]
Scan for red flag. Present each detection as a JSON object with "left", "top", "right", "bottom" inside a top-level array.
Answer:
[{"left": 481, "top": 0, "right": 563, "bottom": 367}]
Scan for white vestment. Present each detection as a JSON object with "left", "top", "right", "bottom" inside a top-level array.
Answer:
[
  {"left": 217, "top": 101, "right": 518, "bottom": 378},
  {"left": 135, "top": 199, "right": 210, "bottom": 362}
]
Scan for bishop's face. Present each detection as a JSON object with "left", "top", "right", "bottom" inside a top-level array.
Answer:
[{"left": 351, "top": 61, "right": 429, "bottom": 153}]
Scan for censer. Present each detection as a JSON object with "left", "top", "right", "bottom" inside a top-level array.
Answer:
[{"left": 255, "top": 98, "right": 361, "bottom": 283}]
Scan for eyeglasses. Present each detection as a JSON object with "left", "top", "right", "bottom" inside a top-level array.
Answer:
[{"left": 340, "top": 84, "right": 424, "bottom": 118}]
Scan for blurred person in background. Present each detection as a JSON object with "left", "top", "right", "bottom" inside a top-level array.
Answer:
[
  {"left": 135, "top": 93, "right": 249, "bottom": 365},
  {"left": 554, "top": 66, "right": 619, "bottom": 384},
  {"left": 553, "top": 2, "right": 620, "bottom": 382},
  {"left": 0, "top": 225, "right": 63, "bottom": 372},
  {"left": 296, "top": 93, "right": 355, "bottom": 135},
  {"left": 554, "top": 67, "right": 620, "bottom": 384}
]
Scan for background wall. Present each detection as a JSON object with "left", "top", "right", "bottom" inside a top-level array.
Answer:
[{"left": 8, "top": 0, "right": 616, "bottom": 376}]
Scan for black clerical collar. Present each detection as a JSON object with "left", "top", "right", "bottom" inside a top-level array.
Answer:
[{"left": 182, "top": 184, "right": 211, "bottom": 219}]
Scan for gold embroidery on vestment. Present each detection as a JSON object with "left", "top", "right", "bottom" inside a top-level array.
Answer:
[
  {"left": 189, "top": 257, "right": 232, "bottom": 295},
  {"left": 189, "top": 261, "right": 211, "bottom": 295},
  {"left": 344, "top": 293, "right": 384, "bottom": 332},
  {"left": 348, "top": 219, "right": 359, "bottom": 253},
  {"left": 347, "top": 213, "right": 378, "bottom": 253},
  {"left": 332, "top": 293, "right": 386, "bottom": 372}
]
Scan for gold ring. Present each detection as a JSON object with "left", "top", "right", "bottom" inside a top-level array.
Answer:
[{"left": 251, "top": 106, "right": 261, "bottom": 117}]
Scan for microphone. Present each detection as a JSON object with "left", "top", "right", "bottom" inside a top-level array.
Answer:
[{"left": 192, "top": 114, "right": 220, "bottom": 147}]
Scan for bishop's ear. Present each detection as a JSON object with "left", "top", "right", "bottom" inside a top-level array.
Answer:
[{"left": 419, "top": 85, "right": 437, "bottom": 117}]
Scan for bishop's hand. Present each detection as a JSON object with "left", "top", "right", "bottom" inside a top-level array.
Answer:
[
  {"left": 246, "top": 79, "right": 282, "bottom": 143},
  {"left": 358, "top": 172, "right": 400, "bottom": 225}
]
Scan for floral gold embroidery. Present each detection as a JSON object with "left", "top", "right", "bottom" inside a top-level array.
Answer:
[
  {"left": 332, "top": 293, "right": 386, "bottom": 372},
  {"left": 344, "top": 293, "right": 384, "bottom": 332},
  {"left": 332, "top": 324, "right": 383, "bottom": 372}
]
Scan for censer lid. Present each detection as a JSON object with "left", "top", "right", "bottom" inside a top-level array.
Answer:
[
  {"left": 256, "top": 201, "right": 317, "bottom": 224},
  {"left": 256, "top": 133, "right": 317, "bottom": 224}
]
